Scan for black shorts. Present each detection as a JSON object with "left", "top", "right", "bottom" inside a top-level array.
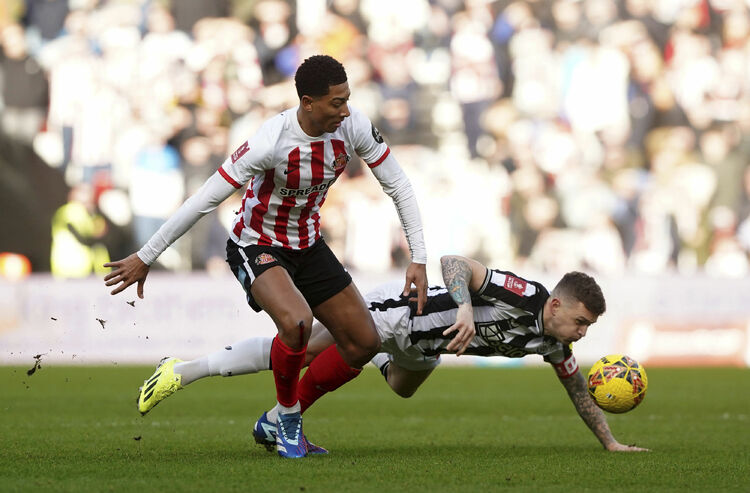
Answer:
[{"left": 226, "top": 238, "right": 352, "bottom": 312}]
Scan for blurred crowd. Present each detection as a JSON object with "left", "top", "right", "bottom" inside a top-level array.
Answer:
[{"left": 1, "top": 0, "right": 750, "bottom": 279}]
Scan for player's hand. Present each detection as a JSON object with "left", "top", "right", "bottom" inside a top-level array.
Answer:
[
  {"left": 403, "top": 262, "right": 427, "bottom": 315},
  {"left": 103, "top": 253, "right": 150, "bottom": 298},
  {"left": 443, "top": 303, "right": 475, "bottom": 356},
  {"left": 606, "top": 442, "right": 650, "bottom": 452}
]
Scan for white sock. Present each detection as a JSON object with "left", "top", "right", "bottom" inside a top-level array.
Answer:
[
  {"left": 173, "top": 358, "right": 209, "bottom": 386},
  {"left": 174, "top": 337, "right": 273, "bottom": 386},
  {"left": 267, "top": 403, "right": 281, "bottom": 424},
  {"left": 278, "top": 402, "right": 301, "bottom": 415}
]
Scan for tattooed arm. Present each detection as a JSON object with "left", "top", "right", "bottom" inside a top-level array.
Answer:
[
  {"left": 558, "top": 370, "right": 649, "bottom": 452},
  {"left": 439, "top": 256, "right": 486, "bottom": 355}
]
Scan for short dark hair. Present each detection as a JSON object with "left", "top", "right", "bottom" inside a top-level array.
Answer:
[
  {"left": 294, "top": 55, "right": 348, "bottom": 99},
  {"left": 551, "top": 272, "right": 606, "bottom": 316}
]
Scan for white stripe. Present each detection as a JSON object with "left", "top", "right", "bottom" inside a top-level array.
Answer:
[{"left": 237, "top": 246, "right": 256, "bottom": 283}]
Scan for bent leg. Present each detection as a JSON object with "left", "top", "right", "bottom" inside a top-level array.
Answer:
[
  {"left": 251, "top": 266, "right": 313, "bottom": 350},
  {"left": 295, "top": 283, "right": 380, "bottom": 413},
  {"left": 384, "top": 362, "right": 434, "bottom": 398},
  {"left": 251, "top": 266, "right": 313, "bottom": 409},
  {"left": 311, "top": 282, "right": 380, "bottom": 367},
  {"left": 305, "top": 321, "right": 336, "bottom": 366}
]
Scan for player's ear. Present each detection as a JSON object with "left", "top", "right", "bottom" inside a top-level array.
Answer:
[
  {"left": 550, "top": 297, "right": 561, "bottom": 315},
  {"left": 300, "top": 95, "right": 314, "bottom": 112}
]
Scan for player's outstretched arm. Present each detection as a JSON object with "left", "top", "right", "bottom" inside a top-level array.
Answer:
[
  {"left": 557, "top": 369, "right": 649, "bottom": 452},
  {"left": 439, "top": 255, "right": 487, "bottom": 355},
  {"left": 103, "top": 171, "right": 239, "bottom": 297},
  {"left": 104, "top": 253, "right": 150, "bottom": 298}
]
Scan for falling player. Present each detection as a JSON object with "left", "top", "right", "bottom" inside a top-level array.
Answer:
[{"left": 104, "top": 55, "right": 428, "bottom": 458}]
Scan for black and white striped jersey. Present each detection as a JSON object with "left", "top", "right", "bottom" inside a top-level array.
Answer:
[{"left": 366, "top": 268, "right": 571, "bottom": 364}]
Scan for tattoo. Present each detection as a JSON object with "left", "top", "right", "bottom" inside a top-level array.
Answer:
[
  {"left": 559, "top": 371, "right": 615, "bottom": 448},
  {"left": 441, "top": 256, "right": 472, "bottom": 306}
]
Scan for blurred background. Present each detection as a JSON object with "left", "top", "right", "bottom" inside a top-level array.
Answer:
[{"left": 0, "top": 0, "right": 748, "bottom": 367}]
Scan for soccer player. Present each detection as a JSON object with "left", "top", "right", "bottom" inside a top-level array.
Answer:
[
  {"left": 103, "top": 55, "right": 428, "bottom": 458},
  {"left": 139, "top": 255, "right": 648, "bottom": 453}
]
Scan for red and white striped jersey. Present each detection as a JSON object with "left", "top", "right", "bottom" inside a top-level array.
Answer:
[{"left": 219, "top": 105, "right": 390, "bottom": 250}]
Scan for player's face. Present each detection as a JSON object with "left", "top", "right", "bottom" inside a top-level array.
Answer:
[
  {"left": 305, "top": 81, "right": 351, "bottom": 135},
  {"left": 545, "top": 297, "right": 597, "bottom": 345}
]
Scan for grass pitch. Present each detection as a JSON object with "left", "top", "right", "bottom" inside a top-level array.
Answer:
[{"left": 1, "top": 365, "right": 748, "bottom": 492}]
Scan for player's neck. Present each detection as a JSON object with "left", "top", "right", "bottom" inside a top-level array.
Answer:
[{"left": 296, "top": 108, "right": 325, "bottom": 137}]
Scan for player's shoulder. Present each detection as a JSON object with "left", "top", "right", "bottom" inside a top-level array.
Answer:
[
  {"left": 257, "top": 109, "right": 292, "bottom": 142},
  {"left": 341, "top": 104, "right": 372, "bottom": 132},
  {"left": 482, "top": 268, "right": 549, "bottom": 298}
]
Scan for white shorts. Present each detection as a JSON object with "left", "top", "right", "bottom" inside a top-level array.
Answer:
[{"left": 367, "top": 282, "right": 441, "bottom": 372}]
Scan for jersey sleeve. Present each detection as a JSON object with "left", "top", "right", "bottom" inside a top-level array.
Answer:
[
  {"left": 367, "top": 153, "right": 427, "bottom": 264},
  {"left": 347, "top": 106, "right": 390, "bottom": 167},
  {"left": 476, "top": 269, "right": 549, "bottom": 313},
  {"left": 218, "top": 117, "right": 280, "bottom": 188},
  {"left": 136, "top": 171, "right": 238, "bottom": 265}
]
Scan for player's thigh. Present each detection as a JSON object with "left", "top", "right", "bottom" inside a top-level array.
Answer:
[
  {"left": 304, "top": 322, "right": 336, "bottom": 365},
  {"left": 388, "top": 364, "right": 435, "bottom": 398},
  {"left": 311, "top": 282, "right": 380, "bottom": 366},
  {"left": 250, "top": 266, "right": 313, "bottom": 345}
]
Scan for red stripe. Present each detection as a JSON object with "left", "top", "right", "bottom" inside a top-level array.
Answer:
[
  {"left": 313, "top": 139, "right": 350, "bottom": 243},
  {"left": 249, "top": 169, "right": 276, "bottom": 245},
  {"left": 331, "top": 139, "right": 348, "bottom": 178},
  {"left": 274, "top": 148, "right": 300, "bottom": 247},
  {"left": 232, "top": 182, "right": 254, "bottom": 238},
  {"left": 219, "top": 167, "right": 241, "bottom": 189},
  {"left": 297, "top": 141, "right": 325, "bottom": 249},
  {"left": 366, "top": 147, "right": 390, "bottom": 168}
]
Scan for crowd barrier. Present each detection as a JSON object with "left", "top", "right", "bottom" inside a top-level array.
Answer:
[{"left": 1, "top": 271, "right": 748, "bottom": 368}]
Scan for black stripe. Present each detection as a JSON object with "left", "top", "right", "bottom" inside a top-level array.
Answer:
[
  {"left": 144, "top": 390, "right": 154, "bottom": 401},
  {"left": 368, "top": 295, "right": 410, "bottom": 312},
  {"left": 414, "top": 292, "right": 496, "bottom": 318},
  {"left": 514, "top": 314, "right": 536, "bottom": 327},
  {"left": 480, "top": 270, "right": 548, "bottom": 313},
  {"left": 146, "top": 371, "right": 161, "bottom": 386},
  {"left": 506, "top": 333, "right": 537, "bottom": 348},
  {"left": 409, "top": 325, "right": 453, "bottom": 345},
  {"left": 422, "top": 346, "right": 497, "bottom": 357},
  {"left": 144, "top": 379, "right": 159, "bottom": 394}
]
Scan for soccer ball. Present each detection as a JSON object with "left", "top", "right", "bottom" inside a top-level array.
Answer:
[{"left": 586, "top": 354, "right": 648, "bottom": 413}]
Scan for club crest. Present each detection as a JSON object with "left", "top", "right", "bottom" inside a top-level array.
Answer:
[
  {"left": 331, "top": 151, "right": 350, "bottom": 170},
  {"left": 255, "top": 253, "right": 277, "bottom": 265}
]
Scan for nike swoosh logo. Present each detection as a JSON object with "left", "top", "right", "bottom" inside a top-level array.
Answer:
[{"left": 283, "top": 166, "right": 300, "bottom": 175}]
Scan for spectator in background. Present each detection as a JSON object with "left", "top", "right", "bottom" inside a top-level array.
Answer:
[
  {"left": 170, "top": 0, "right": 230, "bottom": 35},
  {"left": 129, "top": 140, "right": 184, "bottom": 255},
  {"left": 51, "top": 183, "right": 110, "bottom": 278},
  {"left": 22, "top": 0, "right": 69, "bottom": 51},
  {"left": 0, "top": 0, "right": 748, "bottom": 279},
  {"left": 0, "top": 23, "right": 48, "bottom": 144}
]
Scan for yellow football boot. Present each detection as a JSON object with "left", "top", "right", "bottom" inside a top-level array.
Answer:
[{"left": 137, "top": 357, "right": 183, "bottom": 416}]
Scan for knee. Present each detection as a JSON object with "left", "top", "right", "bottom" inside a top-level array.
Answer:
[
  {"left": 393, "top": 386, "right": 418, "bottom": 399},
  {"left": 275, "top": 310, "right": 313, "bottom": 349},
  {"left": 340, "top": 333, "right": 380, "bottom": 362}
]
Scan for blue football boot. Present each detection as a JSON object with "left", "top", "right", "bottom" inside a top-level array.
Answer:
[
  {"left": 253, "top": 411, "right": 328, "bottom": 455},
  {"left": 275, "top": 411, "right": 306, "bottom": 458},
  {"left": 252, "top": 412, "right": 277, "bottom": 452}
]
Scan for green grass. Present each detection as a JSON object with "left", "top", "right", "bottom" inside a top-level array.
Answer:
[{"left": 1, "top": 366, "right": 748, "bottom": 492}]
